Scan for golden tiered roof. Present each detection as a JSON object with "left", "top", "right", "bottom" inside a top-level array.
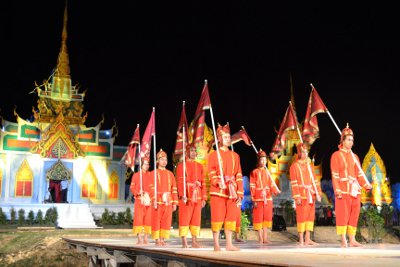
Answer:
[{"left": 32, "top": 4, "right": 87, "bottom": 125}]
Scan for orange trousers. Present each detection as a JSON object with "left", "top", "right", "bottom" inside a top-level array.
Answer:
[
  {"left": 151, "top": 204, "right": 172, "bottom": 239},
  {"left": 133, "top": 200, "right": 152, "bottom": 235},
  {"left": 252, "top": 201, "right": 273, "bottom": 230},
  {"left": 295, "top": 199, "right": 315, "bottom": 233},
  {"left": 178, "top": 199, "right": 202, "bottom": 237},
  {"left": 335, "top": 194, "right": 361, "bottom": 236},
  {"left": 210, "top": 196, "right": 238, "bottom": 232}
]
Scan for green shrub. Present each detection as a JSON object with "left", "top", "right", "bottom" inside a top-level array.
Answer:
[
  {"left": 116, "top": 212, "right": 125, "bottom": 225},
  {"left": 36, "top": 209, "right": 44, "bottom": 225},
  {"left": 27, "top": 210, "right": 35, "bottom": 225},
  {"left": 240, "top": 211, "right": 251, "bottom": 240},
  {"left": 380, "top": 203, "right": 394, "bottom": 226},
  {"left": 365, "top": 205, "right": 385, "bottom": 243},
  {"left": 110, "top": 212, "right": 117, "bottom": 225},
  {"left": 10, "top": 208, "right": 16, "bottom": 224},
  {"left": 100, "top": 208, "right": 112, "bottom": 225},
  {"left": 18, "top": 209, "right": 25, "bottom": 225},
  {"left": 125, "top": 208, "right": 132, "bottom": 224},
  {"left": 0, "top": 208, "right": 7, "bottom": 225},
  {"left": 45, "top": 207, "right": 58, "bottom": 225}
]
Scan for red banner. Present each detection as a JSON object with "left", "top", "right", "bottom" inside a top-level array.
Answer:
[{"left": 302, "top": 84, "right": 328, "bottom": 145}]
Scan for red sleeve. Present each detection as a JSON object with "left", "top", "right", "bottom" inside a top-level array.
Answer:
[
  {"left": 199, "top": 163, "right": 208, "bottom": 201},
  {"left": 176, "top": 163, "right": 184, "bottom": 197},
  {"left": 249, "top": 169, "right": 257, "bottom": 201},
  {"left": 289, "top": 164, "right": 300, "bottom": 200},
  {"left": 207, "top": 151, "right": 220, "bottom": 187},
  {"left": 171, "top": 171, "right": 178, "bottom": 204},
  {"left": 330, "top": 152, "right": 341, "bottom": 195},
  {"left": 234, "top": 152, "right": 244, "bottom": 197}
]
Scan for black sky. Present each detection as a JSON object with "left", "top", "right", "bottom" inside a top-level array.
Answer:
[{"left": 3, "top": 1, "right": 400, "bottom": 183}]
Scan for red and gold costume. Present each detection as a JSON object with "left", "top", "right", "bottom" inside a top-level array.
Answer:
[
  {"left": 250, "top": 150, "right": 280, "bottom": 231},
  {"left": 330, "top": 126, "right": 370, "bottom": 236},
  {"left": 130, "top": 165, "right": 153, "bottom": 235},
  {"left": 176, "top": 157, "right": 207, "bottom": 237},
  {"left": 208, "top": 124, "right": 244, "bottom": 233},
  {"left": 150, "top": 150, "right": 178, "bottom": 240},
  {"left": 290, "top": 143, "right": 322, "bottom": 234}
]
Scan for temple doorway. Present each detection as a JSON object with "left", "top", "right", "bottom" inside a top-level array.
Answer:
[{"left": 46, "top": 160, "right": 72, "bottom": 203}]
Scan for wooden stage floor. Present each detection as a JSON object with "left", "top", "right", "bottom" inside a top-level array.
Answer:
[{"left": 63, "top": 236, "right": 400, "bottom": 267}]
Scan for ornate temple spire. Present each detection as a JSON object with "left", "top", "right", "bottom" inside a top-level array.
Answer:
[
  {"left": 34, "top": 0, "right": 86, "bottom": 125},
  {"left": 51, "top": 1, "right": 72, "bottom": 101},
  {"left": 57, "top": 4, "right": 71, "bottom": 78}
]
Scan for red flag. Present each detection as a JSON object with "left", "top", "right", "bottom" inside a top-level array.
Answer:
[
  {"left": 271, "top": 103, "right": 298, "bottom": 155},
  {"left": 191, "top": 80, "right": 211, "bottom": 144},
  {"left": 231, "top": 128, "right": 252, "bottom": 146},
  {"left": 302, "top": 84, "right": 328, "bottom": 145},
  {"left": 125, "top": 124, "right": 140, "bottom": 170},
  {"left": 140, "top": 109, "right": 156, "bottom": 159},
  {"left": 173, "top": 102, "right": 189, "bottom": 163}
]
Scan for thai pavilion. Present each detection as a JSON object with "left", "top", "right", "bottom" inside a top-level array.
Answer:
[{"left": 0, "top": 5, "right": 129, "bottom": 228}]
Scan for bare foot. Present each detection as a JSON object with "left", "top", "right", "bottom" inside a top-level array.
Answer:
[
  {"left": 349, "top": 240, "right": 363, "bottom": 247},
  {"left": 263, "top": 239, "right": 271, "bottom": 244},
  {"left": 226, "top": 244, "right": 240, "bottom": 251},
  {"left": 341, "top": 241, "right": 348, "bottom": 248},
  {"left": 136, "top": 240, "right": 143, "bottom": 245},
  {"left": 160, "top": 240, "right": 167, "bottom": 246},
  {"left": 305, "top": 240, "right": 318, "bottom": 245},
  {"left": 182, "top": 243, "right": 188, "bottom": 248},
  {"left": 298, "top": 242, "right": 304, "bottom": 247},
  {"left": 214, "top": 245, "right": 221, "bottom": 251},
  {"left": 258, "top": 239, "right": 263, "bottom": 244},
  {"left": 143, "top": 239, "right": 149, "bottom": 245},
  {"left": 155, "top": 240, "right": 162, "bottom": 246},
  {"left": 192, "top": 242, "right": 202, "bottom": 248}
]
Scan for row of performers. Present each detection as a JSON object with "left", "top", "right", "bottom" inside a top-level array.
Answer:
[{"left": 130, "top": 123, "right": 372, "bottom": 250}]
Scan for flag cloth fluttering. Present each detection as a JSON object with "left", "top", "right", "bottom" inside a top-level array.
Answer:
[
  {"left": 271, "top": 103, "right": 298, "bottom": 155},
  {"left": 124, "top": 124, "right": 140, "bottom": 171},
  {"left": 231, "top": 128, "right": 252, "bottom": 146},
  {"left": 173, "top": 102, "right": 189, "bottom": 163},
  {"left": 302, "top": 84, "right": 328, "bottom": 146},
  {"left": 140, "top": 109, "right": 156, "bottom": 159},
  {"left": 191, "top": 81, "right": 211, "bottom": 144}
]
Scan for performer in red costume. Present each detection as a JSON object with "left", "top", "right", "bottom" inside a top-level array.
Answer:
[
  {"left": 150, "top": 149, "right": 178, "bottom": 246},
  {"left": 290, "top": 143, "right": 321, "bottom": 246},
  {"left": 176, "top": 144, "right": 207, "bottom": 248},
  {"left": 250, "top": 149, "right": 280, "bottom": 244},
  {"left": 130, "top": 157, "right": 153, "bottom": 244},
  {"left": 330, "top": 124, "right": 372, "bottom": 247},
  {"left": 208, "top": 123, "right": 243, "bottom": 251}
]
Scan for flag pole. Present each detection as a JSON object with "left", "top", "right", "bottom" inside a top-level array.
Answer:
[
  {"left": 152, "top": 107, "right": 158, "bottom": 208},
  {"left": 310, "top": 84, "right": 371, "bottom": 187},
  {"left": 206, "top": 81, "right": 226, "bottom": 189},
  {"left": 182, "top": 102, "right": 187, "bottom": 203},
  {"left": 264, "top": 166, "right": 281, "bottom": 194},
  {"left": 290, "top": 101, "right": 320, "bottom": 201},
  {"left": 241, "top": 126, "right": 258, "bottom": 153},
  {"left": 227, "top": 122, "right": 234, "bottom": 151},
  {"left": 137, "top": 124, "right": 144, "bottom": 204},
  {"left": 209, "top": 105, "right": 225, "bottom": 188}
]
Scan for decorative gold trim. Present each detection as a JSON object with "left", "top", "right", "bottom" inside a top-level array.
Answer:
[{"left": 45, "top": 159, "right": 72, "bottom": 181}]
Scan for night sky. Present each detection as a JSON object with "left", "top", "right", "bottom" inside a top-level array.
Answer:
[{"left": 3, "top": 1, "right": 400, "bottom": 184}]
